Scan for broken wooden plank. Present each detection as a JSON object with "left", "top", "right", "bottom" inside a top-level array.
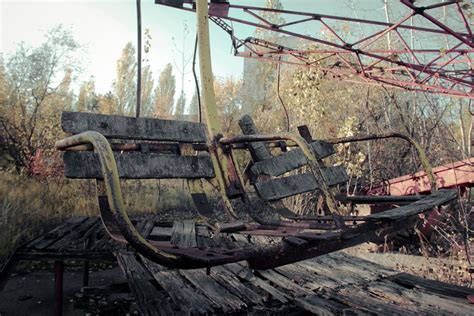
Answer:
[
  {"left": 390, "top": 272, "right": 474, "bottom": 299},
  {"left": 211, "top": 266, "right": 263, "bottom": 305},
  {"left": 367, "top": 189, "right": 457, "bottom": 221},
  {"left": 115, "top": 252, "right": 174, "bottom": 316},
  {"left": 135, "top": 218, "right": 155, "bottom": 239},
  {"left": 26, "top": 217, "right": 89, "bottom": 250},
  {"left": 327, "top": 284, "right": 417, "bottom": 315},
  {"left": 170, "top": 220, "right": 197, "bottom": 248},
  {"left": 179, "top": 268, "right": 246, "bottom": 313},
  {"left": 250, "top": 140, "right": 336, "bottom": 177},
  {"left": 255, "top": 166, "right": 348, "bottom": 201},
  {"left": 50, "top": 217, "right": 100, "bottom": 251},
  {"left": 238, "top": 115, "right": 272, "bottom": 161},
  {"left": 149, "top": 226, "right": 173, "bottom": 241},
  {"left": 223, "top": 263, "right": 289, "bottom": 304},
  {"left": 63, "top": 151, "right": 215, "bottom": 179},
  {"left": 142, "top": 258, "right": 215, "bottom": 314},
  {"left": 61, "top": 111, "right": 208, "bottom": 143}
]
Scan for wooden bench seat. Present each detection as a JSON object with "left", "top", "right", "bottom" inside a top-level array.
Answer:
[{"left": 238, "top": 115, "right": 348, "bottom": 202}]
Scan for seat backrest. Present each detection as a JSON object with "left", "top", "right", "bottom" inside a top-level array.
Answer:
[
  {"left": 61, "top": 111, "right": 215, "bottom": 179},
  {"left": 238, "top": 115, "right": 348, "bottom": 201}
]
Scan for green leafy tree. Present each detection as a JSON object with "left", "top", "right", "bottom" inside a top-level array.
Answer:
[
  {"left": 113, "top": 42, "right": 136, "bottom": 115},
  {"left": 76, "top": 77, "right": 97, "bottom": 112},
  {"left": 0, "top": 25, "right": 81, "bottom": 169},
  {"left": 153, "top": 63, "right": 175, "bottom": 118},
  {"left": 243, "top": 0, "right": 285, "bottom": 114},
  {"left": 175, "top": 93, "right": 186, "bottom": 120},
  {"left": 188, "top": 91, "right": 199, "bottom": 121},
  {"left": 140, "top": 65, "right": 155, "bottom": 117}
]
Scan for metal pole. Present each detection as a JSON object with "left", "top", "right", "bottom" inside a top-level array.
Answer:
[
  {"left": 136, "top": 0, "right": 142, "bottom": 118},
  {"left": 82, "top": 260, "right": 89, "bottom": 287},
  {"left": 54, "top": 261, "right": 64, "bottom": 316},
  {"left": 196, "top": 0, "right": 239, "bottom": 205}
]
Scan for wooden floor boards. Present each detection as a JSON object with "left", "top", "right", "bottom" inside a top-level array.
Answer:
[{"left": 7, "top": 216, "right": 474, "bottom": 315}]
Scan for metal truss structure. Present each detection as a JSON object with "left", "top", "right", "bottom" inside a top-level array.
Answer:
[{"left": 158, "top": 0, "right": 473, "bottom": 99}]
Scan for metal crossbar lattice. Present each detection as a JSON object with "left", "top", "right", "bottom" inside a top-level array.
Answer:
[{"left": 161, "top": 0, "right": 473, "bottom": 99}]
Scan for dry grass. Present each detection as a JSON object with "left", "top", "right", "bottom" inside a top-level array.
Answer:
[
  {"left": 0, "top": 172, "right": 194, "bottom": 265},
  {"left": 0, "top": 172, "right": 94, "bottom": 262}
]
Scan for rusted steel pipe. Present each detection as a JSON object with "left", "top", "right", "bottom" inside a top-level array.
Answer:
[
  {"left": 327, "top": 133, "right": 437, "bottom": 192},
  {"left": 54, "top": 261, "right": 63, "bottom": 316}
]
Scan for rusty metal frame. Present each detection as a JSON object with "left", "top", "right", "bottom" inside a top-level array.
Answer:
[{"left": 156, "top": 0, "right": 473, "bottom": 99}]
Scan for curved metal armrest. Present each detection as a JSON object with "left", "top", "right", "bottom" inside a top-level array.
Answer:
[
  {"left": 220, "top": 132, "right": 339, "bottom": 213},
  {"left": 56, "top": 131, "right": 181, "bottom": 266}
]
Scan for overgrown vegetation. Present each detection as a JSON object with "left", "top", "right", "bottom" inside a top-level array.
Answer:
[{"left": 0, "top": 1, "right": 472, "bottom": 287}]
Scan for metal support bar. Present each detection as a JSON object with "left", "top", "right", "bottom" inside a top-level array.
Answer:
[
  {"left": 82, "top": 260, "right": 89, "bottom": 287},
  {"left": 54, "top": 260, "right": 64, "bottom": 316}
]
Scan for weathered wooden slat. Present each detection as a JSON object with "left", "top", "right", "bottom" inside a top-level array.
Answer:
[
  {"left": 238, "top": 115, "right": 272, "bottom": 161},
  {"left": 390, "top": 272, "right": 474, "bottom": 299},
  {"left": 149, "top": 226, "right": 173, "bottom": 241},
  {"left": 50, "top": 217, "right": 100, "bottom": 251},
  {"left": 250, "top": 140, "right": 335, "bottom": 177},
  {"left": 61, "top": 111, "right": 208, "bottom": 143},
  {"left": 211, "top": 266, "right": 263, "bottom": 305},
  {"left": 179, "top": 268, "right": 246, "bottom": 313},
  {"left": 255, "top": 166, "right": 348, "bottom": 201},
  {"left": 63, "top": 151, "right": 215, "bottom": 179},
  {"left": 170, "top": 220, "right": 197, "bottom": 248},
  {"left": 142, "top": 258, "right": 215, "bottom": 314},
  {"left": 223, "top": 263, "right": 289, "bottom": 304},
  {"left": 26, "top": 217, "right": 89, "bottom": 250},
  {"left": 364, "top": 278, "right": 472, "bottom": 315},
  {"left": 327, "top": 284, "right": 417, "bottom": 315},
  {"left": 367, "top": 189, "right": 457, "bottom": 221},
  {"left": 115, "top": 252, "right": 174, "bottom": 316}
]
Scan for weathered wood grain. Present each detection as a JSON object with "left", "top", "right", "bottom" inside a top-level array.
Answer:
[
  {"left": 250, "top": 140, "right": 336, "bottom": 177},
  {"left": 390, "top": 272, "right": 474, "bottom": 299},
  {"left": 211, "top": 266, "right": 263, "bottom": 305},
  {"left": 149, "top": 226, "right": 173, "bottom": 241},
  {"left": 238, "top": 115, "right": 272, "bottom": 161},
  {"left": 170, "top": 220, "right": 197, "bottom": 248},
  {"left": 179, "top": 268, "right": 246, "bottom": 313},
  {"left": 115, "top": 252, "right": 174, "bottom": 316},
  {"left": 142, "top": 258, "right": 215, "bottom": 314},
  {"left": 61, "top": 111, "right": 208, "bottom": 143},
  {"left": 63, "top": 151, "right": 215, "bottom": 179},
  {"left": 255, "top": 166, "right": 348, "bottom": 201},
  {"left": 367, "top": 189, "right": 457, "bottom": 221},
  {"left": 223, "top": 263, "right": 290, "bottom": 304},
  {"left": 27, "top": 217, "right": 89, "bottom": 250}
]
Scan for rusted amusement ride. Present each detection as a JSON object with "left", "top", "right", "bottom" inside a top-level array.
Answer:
[{"left": 54, "top": 0, "right": 471, "bottom": 270}]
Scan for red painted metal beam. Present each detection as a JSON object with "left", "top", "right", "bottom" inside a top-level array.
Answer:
[
  {"left": 368, "top": 158, "right": 474, "bottom": 196},
  {"left": 156, "top": 0, "right": 474, "bottom": 99}
]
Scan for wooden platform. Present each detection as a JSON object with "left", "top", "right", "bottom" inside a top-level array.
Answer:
[{"left": 4, "top": 216, "right": 474, "bottom": 315}]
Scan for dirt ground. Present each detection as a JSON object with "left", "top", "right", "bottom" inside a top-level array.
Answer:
[
  {"left": 1, "top": 247, "right": 472, "bottom": 315},
  {"left": 0, "top": 261, "right": 135, "bottom": 316},
  {"left": 345, "top": 244, "right": 473, "bottom": 288}
]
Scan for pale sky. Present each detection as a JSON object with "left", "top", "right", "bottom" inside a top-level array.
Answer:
[{"left": 1, "top": 0, "right": 386, "bottom": 100}]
